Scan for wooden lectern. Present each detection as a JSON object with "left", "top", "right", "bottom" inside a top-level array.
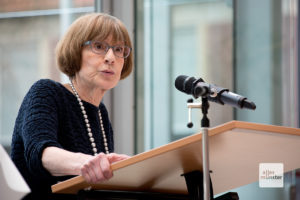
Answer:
[{"left": 52, "top": 121, "right": 300, "bottom": 199}]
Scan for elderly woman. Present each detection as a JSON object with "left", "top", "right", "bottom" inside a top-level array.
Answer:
[{"left": 11, "top": 13, "right": 133, "bottom": 199}]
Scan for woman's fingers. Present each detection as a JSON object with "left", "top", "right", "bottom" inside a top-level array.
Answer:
[
  {"left": 80, "top": 153, "right": 113, "bottom": 184},
  {"left": 107, "top": 153, "right": 131, "bottom": 163},
  {"left": 81, "top": 162, "right": 93, "bottom": 183},
  {"left": 98, "top": 153, "right": 113, "bottom": 179},
  {"left": 80, "top": 153, "right": 130, "bottom": 184},
  {"left": 89, "top": 155, "right": 106, "bottom": 183}
]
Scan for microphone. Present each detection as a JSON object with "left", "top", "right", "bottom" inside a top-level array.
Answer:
[{"left": 175, "top": 75, "right": 256, "bottom": 110}]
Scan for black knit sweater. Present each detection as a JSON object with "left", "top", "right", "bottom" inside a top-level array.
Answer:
[{"left": 10, "top": 79, "right": 114, "bottom": 199}]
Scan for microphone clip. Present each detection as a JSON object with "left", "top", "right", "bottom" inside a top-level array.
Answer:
[
  {"left": 192, "top": 79, "right": 220, "bottom": 99},
  {"left": 186, "top": 98, "right": 202, "bottom": 128}
]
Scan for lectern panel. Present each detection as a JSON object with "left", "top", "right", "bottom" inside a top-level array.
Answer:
[{"left": 52, "top": 121, "right": 300, "bottom": 195}]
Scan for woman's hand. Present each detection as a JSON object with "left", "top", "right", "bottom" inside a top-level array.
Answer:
[
  {"left": 80, "top": 152, "right": 130, "bottom": 184},
  {"left": 42, "top": 147, "right": 130, "bottom": 184}
]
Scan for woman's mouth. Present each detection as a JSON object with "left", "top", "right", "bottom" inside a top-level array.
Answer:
[{"left": 101, "top": 69, "right": 114, "bottom": 75}]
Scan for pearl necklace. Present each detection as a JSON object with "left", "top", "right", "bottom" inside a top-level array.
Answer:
[{"left": 69, "top": 81, "right": 109, "bottom": 155}]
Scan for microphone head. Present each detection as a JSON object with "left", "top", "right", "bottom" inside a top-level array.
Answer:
[{"left": 175, "top": 75, "right": 196, "bottom": 94}]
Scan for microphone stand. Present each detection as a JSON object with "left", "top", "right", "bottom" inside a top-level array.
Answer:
[
  {"left": 186, "top": 97, "right": 212, "bottom": 200},
  {"left": 201, "top": 97, "right": 211, "bottom": 200},
  {"left": 179, "top": 76, "right": 247, "bottom": 200}
]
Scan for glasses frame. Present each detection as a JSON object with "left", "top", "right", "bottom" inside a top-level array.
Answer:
[{"left": 83, "top": 41, "right": 131, "bottom": 58}]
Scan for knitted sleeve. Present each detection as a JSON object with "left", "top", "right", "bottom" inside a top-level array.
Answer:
[{"left": 21, "top": 80, "right": 63, "bottom": 178}]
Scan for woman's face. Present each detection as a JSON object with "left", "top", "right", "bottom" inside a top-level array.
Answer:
[{"left": 77, "top": 35, "right": 125, "bottom": 91}]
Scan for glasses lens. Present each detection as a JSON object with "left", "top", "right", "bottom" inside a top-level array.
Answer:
[
  {"left": 91, "top": 42, "right": 107, "bottom": 55},
  {"left": 113, "top": 46, "right": 131, "bottom": 58}
]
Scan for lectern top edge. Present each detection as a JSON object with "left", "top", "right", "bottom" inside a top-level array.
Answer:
[{"left": 228, "top": 120, "right": 300, "bottom": 136}]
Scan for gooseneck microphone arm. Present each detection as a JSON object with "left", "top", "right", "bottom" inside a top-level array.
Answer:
[{"left": 175, "top": 75, "right": 256, "bottom": 110}]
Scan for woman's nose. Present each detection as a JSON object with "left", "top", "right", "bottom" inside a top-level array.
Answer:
[{"left": 104, "top": 48, "right": 116, "bottom": 64}]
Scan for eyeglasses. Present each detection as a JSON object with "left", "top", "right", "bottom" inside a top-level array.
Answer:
[{"left": 83, "top": 41, "right": 131, "bottom": 58}]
